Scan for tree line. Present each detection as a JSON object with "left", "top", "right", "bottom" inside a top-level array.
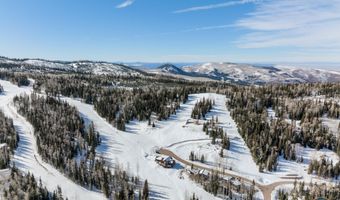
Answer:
[
  {"left": 13, "top": 93, "right": 145, "bottom": 198},
  {"left": 277, "top": 181, "right": 340, "bottom": 200},
  {"left": 0, "top": 71, "right": 30, "bottom": 87},
  {"left": 0, "top": 89, "right": 64, "bottom": 199},
  {"left": 2, "top": 166, "right": 64, "bottom": 200},
  {"left": 0, "top": 110, "right": 19, "bottom": 169},
  {"left": 32, "top": 74, "right": 208, "bottom": 131},
  {"left": 308, "top": 157, "right": 340, "bottom": 179},
  {"left": 189, "top": 169, "right": 256, "bottom": 199},
  {"left": 226, "top": 83, "right": 340, "bottom": 173},
  {"left": 191, "top": 98, "right": 213, "bottom": 120}
]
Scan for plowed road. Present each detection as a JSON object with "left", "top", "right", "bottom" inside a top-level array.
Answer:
[{"left": 159, "top": 148, "right": 298, "bottom": 200}]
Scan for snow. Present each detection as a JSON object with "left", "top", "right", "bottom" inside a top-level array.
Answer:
[
  {"left": 0, "top": 80, "right": 105, "bottom": 200},
  {"left": 180, "top": 62, "right": 340, "bottom": 83},
  {"left": 170, "top": 140, "right": 220, "bottom": 166},
  {"left": 63, "top": 94, "right": 221, "bottom": 200},
  {"left": 0, "top": 57, "right": 141, "bottom": 76},
  {"left": 271, "top": 184, "right": 294, "bottom": 200},
  {"left": 275, "top": 144, "right": 339, "bottom": 182},
  {"left": 1, "top": 78, "right": 339, "bottom": 199},
  {"left": 265, "top": 108, "right": 340, "bottom": 184},
  {"left": 267, "top": 107, "right": 276, "bottom": 120},
  {"left": 166, "top": 95, "right": 280, "bottom": 185},
  {"left": 62, "top": 92, "right": 340, "bottom": 199},
  {"left": 322, "top": 117, "right": 340, "bottom": 136}
]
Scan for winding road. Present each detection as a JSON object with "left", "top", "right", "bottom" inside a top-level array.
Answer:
[
  {"left": 1, "top": 81, "right": 331, "bottom": 200},
  {"left": 159, "top": 148, "right": 297, "bottom": 200}
]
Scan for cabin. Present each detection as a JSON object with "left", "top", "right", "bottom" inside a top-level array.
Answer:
[
  {"left": 198, "top": 169, "right": 210, "bottom": 178},
  {"left": 155, "top": 156, "right": 176, "bottom": 168},
  {"left": 186, "top": 167, "right": 210, "bottom": 180}
]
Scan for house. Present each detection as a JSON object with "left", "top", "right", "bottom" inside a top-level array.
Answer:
[
  {"left": 198, "top": 169, "right": 210, "bottom": 177},
  {"left": 186, "top": 167, "right": 199, "bottom": 175},
  {"left": 155, "top": 156, "right": 176, "bottom": 168}
]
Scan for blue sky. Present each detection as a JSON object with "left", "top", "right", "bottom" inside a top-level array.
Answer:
[{"left": 1, "top": 0, "right": 340, "bottom": 64}]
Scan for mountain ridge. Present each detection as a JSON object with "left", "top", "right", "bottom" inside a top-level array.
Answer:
[
  {"left": 149, "top": 62, "right": 340, "bottom": 84},
  {"left": 0, "top": 56, "right": 144, "bottom": 76},
  {"left": 1, "top": 56, "right": 340, "bottom": 84}
]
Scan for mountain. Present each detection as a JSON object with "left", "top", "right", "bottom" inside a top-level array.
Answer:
[
  {"left": 2, "top": 56, "right": 340, "bottom": 84},
  {"left": 0, "top": 56, "right": 143, "bottom": 76},
  {"left": 157, "top": 63, "right": 187, "bottom": 75},
  {"left": 151, "top": 62, "right": 340, "bottom": 84}
]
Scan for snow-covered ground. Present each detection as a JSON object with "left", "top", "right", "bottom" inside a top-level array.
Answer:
[
  {"left": 0, "top": 80, "right": 105, "bottom": 200},
  {"left": 271, "top": 184, "right": 294, "bottom": 200},
  {"left": 275, "top": 144, "right": 339, "bottom": 182},
  {"left": 265, "top": 108, "right": 340, "bottom": 184},
  {"left": 1, "top": 78, "right": 339, "bottom": 200},
  {"left": 322, "top": 117, "right": 340, "bottom": 136},
  {"left": 168, "top": 97, "right": 282, "bottom": 185},
  {"left": 65, "top": 92, "right": 322, "bottom": 199},
  {"left": 0, "top": 57, "right": 142, "bottom": 76},
  {"left": 63, "top": 93, "right": 222, "bottom": 200}
]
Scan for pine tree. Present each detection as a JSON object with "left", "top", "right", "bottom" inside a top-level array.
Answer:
[
  {"left": 142, "top": 180, "right": 149, "bottom": 200},
  {"left": 200, "top": 155, "right": 205, "bottom": 163}
]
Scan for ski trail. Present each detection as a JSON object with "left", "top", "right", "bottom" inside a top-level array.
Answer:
[{"left": 0, "top": 80, "right": 105, "bottom": 200}]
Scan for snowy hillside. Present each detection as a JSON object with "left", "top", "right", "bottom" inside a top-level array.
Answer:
[
  {"left": 151, "top": 62, "right": 340, "bottom": 84},
  {"left": 0, "top": 56, "right": 143, "bottom": 76},
  {"left": 157, "top": 63, "right": 187, "bottom": 75},
  {"left": 0, "top": 80, "right": 106, "bottom": 200}
]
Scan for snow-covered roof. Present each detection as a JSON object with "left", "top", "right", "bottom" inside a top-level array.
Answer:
[
  {"left": 164, "top": 156, "right": 174, "bottom": 162},
  {"left": 198, "top": 169, "right": 210, "bottom": 176}
]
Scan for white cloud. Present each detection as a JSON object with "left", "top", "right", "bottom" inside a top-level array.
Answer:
[
  {"left": 183, "top": 24, "right": 232, "bottom": 32},
  {"left": 173, "top": 0, "right": 258, "bottom": 14},
  {"left": 116, "top": 0, "right": 134, "bottom": 9},
  {"left": 235, "top": 0, "right": 340, "bottom": 51}
]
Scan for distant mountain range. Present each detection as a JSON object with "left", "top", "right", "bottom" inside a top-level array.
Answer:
[
  {"left": 1, "top": 56, "right": 340, "bottom": 84},
  {"left": 148, "top": 62, "right": 340, "bottom": 84},
  {"left": 0, "top": 56, "right": 143, "bottom": 76}
]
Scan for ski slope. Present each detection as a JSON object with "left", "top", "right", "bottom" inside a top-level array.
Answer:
[{"left": 0, "top": 80, "right": 105, "bottom": 200}]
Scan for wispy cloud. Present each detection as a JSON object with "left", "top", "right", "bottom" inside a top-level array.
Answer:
[
  {"left": 235, "top": 0, "right": 340, "bottom": 51},
  {"left": 173, "top": 0, "right": 258, "bottom": 14},
  {"left": 116, "top": 0, "right": 134, "bottom": 9},
  {"left": 183, "top": 24, "right": 232, "bottom": 32}
]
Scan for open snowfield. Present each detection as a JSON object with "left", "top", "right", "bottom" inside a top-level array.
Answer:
[{"left": 63, "top": 93, "right": 222, "bottom": 200}]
